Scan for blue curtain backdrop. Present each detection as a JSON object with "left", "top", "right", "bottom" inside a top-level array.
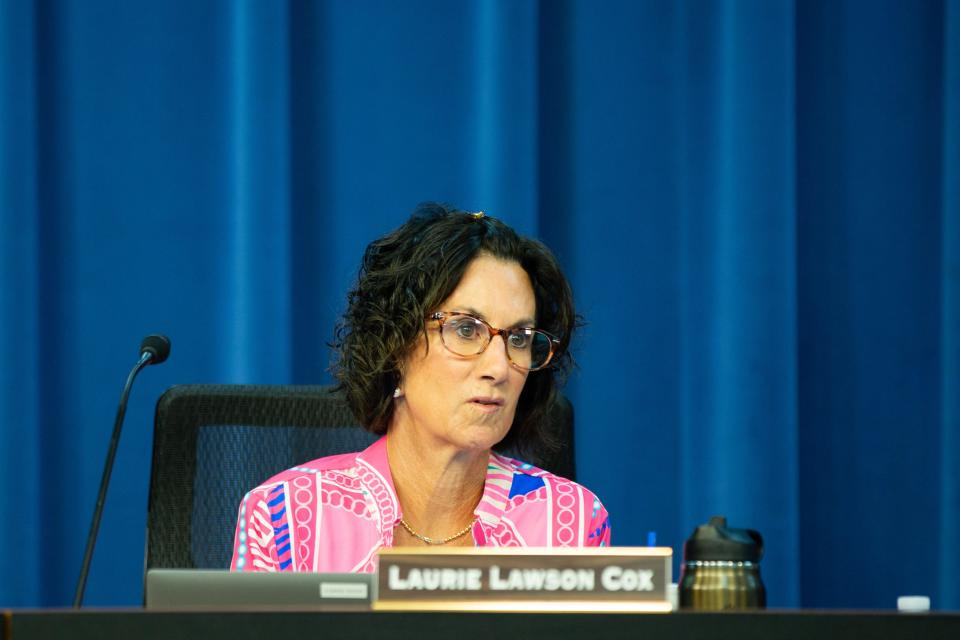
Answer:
[{"left": 1, "top": 0, "right": 957, "bottom": 610}]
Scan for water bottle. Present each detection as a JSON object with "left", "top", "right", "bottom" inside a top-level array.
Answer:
[{"left": 678, "top": 515, "right": 766, "bottom": 610}]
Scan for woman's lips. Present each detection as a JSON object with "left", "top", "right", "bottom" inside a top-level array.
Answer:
[{"left": 469, "top": 396, "right": 505, "bottom": 412}]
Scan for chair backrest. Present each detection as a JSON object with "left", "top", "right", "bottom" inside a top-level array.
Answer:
[{"left": 144, "top": 384, "right": 575, "bottom": 570}]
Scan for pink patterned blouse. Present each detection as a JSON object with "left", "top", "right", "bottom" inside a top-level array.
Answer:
[{"left": 230, "top": 436, "right": 611, "bottom": 572}]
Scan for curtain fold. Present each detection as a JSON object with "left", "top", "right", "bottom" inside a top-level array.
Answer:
[
  {"left": 225, "top": 0, "right": 291, "bottom": 382},
  {"left": 675, "top": 0, "right": 799, "bottom": 605},
  {"left": 940, "top": 0, "right": 960, "bottom": 610},
  {"left": 0, "top": 0, "right": 956, "bottom": 610},
  {"left": 470, "top": 0, "right": 540, "bottom": 227},
  {"left": 797, "top": 0, "right": 948, "bottom": 607},
  {"left": 0, "top": 0, "right": 41, "bottom": 608}
]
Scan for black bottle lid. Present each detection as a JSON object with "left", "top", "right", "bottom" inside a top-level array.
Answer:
[{"left": 682, "top": 515, "right": 764, "bottom": 563}]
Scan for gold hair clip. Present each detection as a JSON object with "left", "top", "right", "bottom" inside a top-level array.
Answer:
[{"left": 469, "top": 210, "right": 485, "bottom": 219}]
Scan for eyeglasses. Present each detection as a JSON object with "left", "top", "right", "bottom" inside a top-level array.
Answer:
[{"left": 428, "top": 311, "right": 559, "bottom": 372}]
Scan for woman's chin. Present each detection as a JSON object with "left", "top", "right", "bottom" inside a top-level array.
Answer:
[{"left": 452, "top": 424, "right": 510, "bottom": 453}]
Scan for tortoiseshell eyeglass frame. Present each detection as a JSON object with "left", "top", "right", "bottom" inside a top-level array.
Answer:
[{"left": 427, "top": 311, "right": 559, "bottom": 372}]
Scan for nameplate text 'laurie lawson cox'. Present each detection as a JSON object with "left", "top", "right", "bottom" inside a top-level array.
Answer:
[{"left": 376, "top": 547, "right": 672, "bottom": 609}]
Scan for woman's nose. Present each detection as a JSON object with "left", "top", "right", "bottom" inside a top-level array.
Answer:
[{"left": 478, "top": 334, "right": 511, "bottom": 380}]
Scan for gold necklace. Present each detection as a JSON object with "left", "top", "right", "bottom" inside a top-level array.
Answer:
[{"left": 398, "top": 517, "right": 477, "bottom": 545}]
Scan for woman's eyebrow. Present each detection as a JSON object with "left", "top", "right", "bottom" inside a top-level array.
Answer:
[
  {"left": 507, "top": 316, "right": 537, "bottom": 329},
  {"left": 453, "top": 307, "right": 536, "bottom": 329}
]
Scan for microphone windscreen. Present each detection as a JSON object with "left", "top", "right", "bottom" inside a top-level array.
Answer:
[{"left": 140, "top": 334, "right": 171, "bottom": 364}]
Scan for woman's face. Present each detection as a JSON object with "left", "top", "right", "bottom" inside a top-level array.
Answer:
[{"left": 391, "top": 254, "right": 535, "bottom": 454}]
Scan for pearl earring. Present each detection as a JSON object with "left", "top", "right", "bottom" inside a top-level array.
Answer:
[{"left": 393, "top": 387, "right": 402, "bottom": 398}]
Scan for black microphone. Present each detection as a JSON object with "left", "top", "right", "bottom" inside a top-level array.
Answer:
[{"left": 73, "top": 334, "right": 171, "bottom": 608}]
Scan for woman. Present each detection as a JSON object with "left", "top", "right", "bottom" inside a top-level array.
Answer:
[{"left": 231, "top": 204, "right": 610, "bottom": 573}]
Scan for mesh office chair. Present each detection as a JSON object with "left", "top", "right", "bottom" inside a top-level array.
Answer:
[{"left": 144, "top": 384, "right": 575, "bottom": 570}]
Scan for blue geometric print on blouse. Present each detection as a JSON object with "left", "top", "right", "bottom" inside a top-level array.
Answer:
[
  {"left": 508, "top": 473, "right": 545, "bottom": 499},
  {"left": 589, "top": 516, "right": 610, "bottom": 543}
]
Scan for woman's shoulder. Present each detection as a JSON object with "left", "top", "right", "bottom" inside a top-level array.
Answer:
[
  {"left": 487, "top": 452, "right": 611, "bottom": 546},
  {"left": 490, "top": 451, "right": 571, "bottom": 482},
  {"left": 489, "top": 452, "right": 603, "bottom": 501},
  {"left": 245, "top": 450, "right": 367, "bottom": 497}
]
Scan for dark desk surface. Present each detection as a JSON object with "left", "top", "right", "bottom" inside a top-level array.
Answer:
[{"left": 4, "top": 608, "right": 960, "bottom": 640}]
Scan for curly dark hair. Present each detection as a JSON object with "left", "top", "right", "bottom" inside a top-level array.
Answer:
[{"left": 332, "top": 202, "right": 578, "bottom": 456}]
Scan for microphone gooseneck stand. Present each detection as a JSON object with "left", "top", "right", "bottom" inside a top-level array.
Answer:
[{"left": 73, "top": 335, "right": 170, "bottom": 608}]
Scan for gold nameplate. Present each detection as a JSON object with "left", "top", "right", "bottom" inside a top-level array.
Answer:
[{"left": 375, "top": 547, "right": 672, "bottom": 613}]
